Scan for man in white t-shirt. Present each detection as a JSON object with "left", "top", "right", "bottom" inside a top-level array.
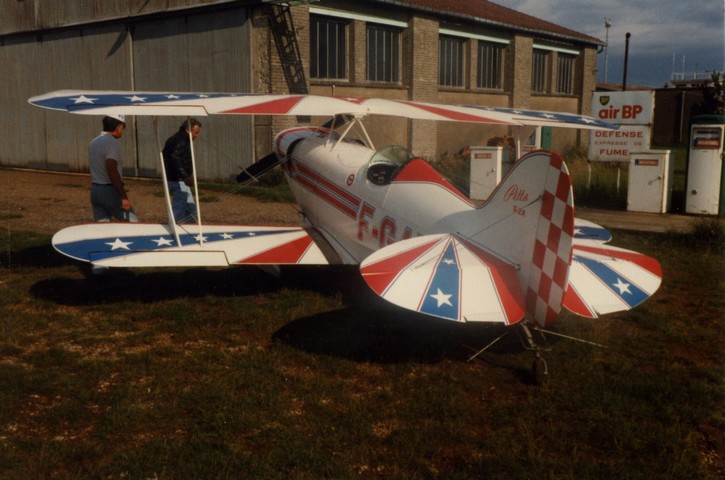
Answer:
[{"left": 88, "top": 115, "right": 138, "bottom": 222}]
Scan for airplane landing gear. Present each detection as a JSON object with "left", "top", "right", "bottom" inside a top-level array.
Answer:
[
  {"left": 519, "top": 321, "right": 549, "bottom": 386},
  {"left": 467, "top": 320, "right": 550, "bottom": 385},
  {"left": 532, "top": 353, "right": 548, "bottom": 386}
]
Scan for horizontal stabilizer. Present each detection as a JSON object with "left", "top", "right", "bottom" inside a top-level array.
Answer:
[
  {"left": 52, "top": 223, "right": 330, "bottom": 267},
  {"left": 236, "top": 152, "right": 281, "bottom": 185},
  {"left": 574, "top": 218, "right": 612, "bottom": 243},
  {"left": 360, "top": 234, "right": 525, "bottom": 324},
  {"left": 563, "top": 244, "right": 662, "bottom": 318}
]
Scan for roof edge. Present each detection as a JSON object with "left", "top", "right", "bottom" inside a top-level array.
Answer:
[{"left": 372, "top": 0, "right": 603, "bottom": 47}]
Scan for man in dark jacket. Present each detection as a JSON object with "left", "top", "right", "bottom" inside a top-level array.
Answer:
[{"left": 162, "top": 118, "right": 202, "bottom": 223}]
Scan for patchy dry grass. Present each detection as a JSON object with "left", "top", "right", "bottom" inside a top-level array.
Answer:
[{"left": 0, "top": 223, "right": 723, "bottom": 479}]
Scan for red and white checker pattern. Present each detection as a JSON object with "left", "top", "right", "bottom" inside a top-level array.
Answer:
[{"left": 525, "top": 153, "right": 574, "bottom": 327}]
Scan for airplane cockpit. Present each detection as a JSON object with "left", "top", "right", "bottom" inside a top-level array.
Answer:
[{"left": 366, "top": 145, "right": 414, "bottom": 185}]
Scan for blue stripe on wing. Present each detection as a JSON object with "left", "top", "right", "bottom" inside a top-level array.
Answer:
[
  {"left": 574, "top": 226, "right": 612, "bottom": 242},
  {"left": 419, "top": 239, "right": 460, "bottom": 320},
  {"left": 573, "top": 255, "right": 649, "bottom": 308},
  {"left": 55, "top": 229, "right": 298, "bottom": 262},
  {"left": 33, "top": 92, "right": 238, "bottom": 112}
]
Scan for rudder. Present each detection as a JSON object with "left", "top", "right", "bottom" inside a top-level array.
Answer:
[
  {"left": 461, "top": 150, "right": 574, "bottom": 327},
  {"left": 523, "top": 152, "right": 574, "bottom": 327}
]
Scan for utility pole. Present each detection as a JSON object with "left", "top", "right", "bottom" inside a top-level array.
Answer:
[
  {"left": 604, "top": 18, "right": 611, "bottom": 83},
  {"left": 622, "top": 32, "right": 631, "bottom": 91}
]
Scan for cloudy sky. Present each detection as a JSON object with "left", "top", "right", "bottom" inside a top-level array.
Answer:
[{"left": 498, "top": 0, "right": 724, "bottom": 87}]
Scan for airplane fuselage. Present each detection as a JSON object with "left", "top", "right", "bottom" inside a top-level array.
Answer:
[{"left": 275, "top": 127, "right": 477, "bottom": 264}]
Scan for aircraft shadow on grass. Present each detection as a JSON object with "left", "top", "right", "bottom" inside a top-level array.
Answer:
[
  {"left": 2, "top": 243, "right": 74, "bottom": 269},
  {"left": 28, "top": 259, "right": 536, "bottom": 375}
]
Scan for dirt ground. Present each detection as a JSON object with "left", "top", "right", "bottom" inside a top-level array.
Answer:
[{"left": 1, "top": 168, "right": 301, "bottom": 236}]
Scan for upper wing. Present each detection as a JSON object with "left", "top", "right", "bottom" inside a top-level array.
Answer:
[
  {"left": 28, "top": 90, "right": 617, "bottom": 130},
  {"left": 52, "top": 223, "right": 334, "bottom": 267},
  {"left": 360, "top": 234, "right": 525, "bottom": 324}
]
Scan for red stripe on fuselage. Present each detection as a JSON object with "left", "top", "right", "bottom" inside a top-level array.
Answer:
[
  {"left": 288, "top": 159, "right": 361, "bottom": 219},
  {"left": 393, "top": 158, "right": 473, "bottom": 204}
]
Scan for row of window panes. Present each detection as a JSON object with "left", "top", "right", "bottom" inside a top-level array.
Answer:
[
  {"left": 310, "top": 15, "right": 573, "bottom": 93},
  {"left": 532, "top": 49, "right": 576, "bottom": 94}
]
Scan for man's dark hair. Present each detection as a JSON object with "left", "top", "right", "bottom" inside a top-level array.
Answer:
[
  {"left": 179, "top": 118, "right": 202, "bottom": 132},
  {"left": 102, "top": 116, "right": 125, "bottom": 132}
]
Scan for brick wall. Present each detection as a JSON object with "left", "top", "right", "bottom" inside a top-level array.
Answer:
[
  {"left": 408, "top": 16, "right": 438, "bottom": 160},
  {"left": 252, "top": 2, "right": 601, "bottom": 161},
  {"left": 509, "top": 35, "right": 533, "bottom": 108}
]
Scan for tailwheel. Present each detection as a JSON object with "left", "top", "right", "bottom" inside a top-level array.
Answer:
[
  {"left": 518, "top": 321, "right": 550, "bottom": 386},
  {"left": 532, "top": 353, "right": 548, "bottom": 386}
]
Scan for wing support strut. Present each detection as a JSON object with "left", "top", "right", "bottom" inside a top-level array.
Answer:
[
  {"left": 153, "top": 116, "right": 182, "bottom": 247},
  {"left": 329, "top": 115, "right": 375, "bottom": 151},
  {"left": 186, "top": 117, "right": 204, "bottom": 245}
]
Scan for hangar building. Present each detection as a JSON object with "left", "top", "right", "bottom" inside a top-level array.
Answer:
[{"left": 0, "top": 0, "right": 602, "bottom": 181}]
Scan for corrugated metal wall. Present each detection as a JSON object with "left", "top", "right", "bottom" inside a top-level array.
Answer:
[
  {"left": 132, "top": 9, "right": 252, "bottom": 181},
  {"left": 1, "top": 5, "right": 252, "bottom": 182}
]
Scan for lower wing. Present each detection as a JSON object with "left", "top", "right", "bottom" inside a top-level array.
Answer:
[{"left": 52, "top": 223, "right": 332, "bottom": 267}]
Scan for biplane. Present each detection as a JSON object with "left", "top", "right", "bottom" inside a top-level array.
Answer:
[{"left": 28, "top": 90, "right": 662, "bottom": 383}]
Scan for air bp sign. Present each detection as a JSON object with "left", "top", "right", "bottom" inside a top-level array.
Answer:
[{"left": 589, "top": 91, "right": 655, "bottom": 162}]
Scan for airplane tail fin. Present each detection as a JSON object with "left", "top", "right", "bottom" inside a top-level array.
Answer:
[
  {"left": 360, "top": 150, "right": 573, "bottom": 327},
  {"left": 462, "top": 150, "right": 575, "bottom": 327}
]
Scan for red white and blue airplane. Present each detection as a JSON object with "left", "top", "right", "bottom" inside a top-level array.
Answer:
[{"left": 28, "top": 91, "right": 662, "bottom": 382}]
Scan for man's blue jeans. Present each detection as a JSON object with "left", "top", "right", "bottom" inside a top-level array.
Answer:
[{"left": 168, "top": 181, "right": 197, "bottom": 224}]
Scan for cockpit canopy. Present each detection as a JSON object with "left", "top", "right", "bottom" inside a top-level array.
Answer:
[{"left": 367, "top": 145, "right": 414, "bottom": 185}]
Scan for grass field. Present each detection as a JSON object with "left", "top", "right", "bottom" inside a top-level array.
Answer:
[{"left": 1, "top": 186, "right": 723, "bottom": 478}]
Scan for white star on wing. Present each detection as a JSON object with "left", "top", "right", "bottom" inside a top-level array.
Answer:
[
  {"left": 194, "top": 234, "right": 208, "bottom": 242},
  {"left": 71, "top": 95, "right": 97, "bottom": 104},
  {"left": 152, "top": 237, "right": 174, "bottom": 247},
  {"left": 613, "top": 278, "right": 632, "bottom": 295},
  {"left": 442, "top": 258, "right": 456, "bottom": 265},
  {"left": 126, "top": 95, "right": 147, "bottom": 102},
  {"left": 220, "top": 233, "right": 234, "bottom": 239},
  {"left": 106, "top": 238, "right": 133, "bottom": 250},
  {"left": 430, "top": 288, "right": 453, "bottom": 308},
  {"left": 165, "top": 94, "right": 180, "bottom": 99}
]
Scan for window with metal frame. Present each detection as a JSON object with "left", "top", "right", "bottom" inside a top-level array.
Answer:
[
  {"left": 531, "top": 49, "right": 548, "bottom": 92},
  {"left": 477, "top": 41, "right": 505, "bottom": 89},
  {"left": 367, "top": 24, "right": 401, "bottom": 83},
  {"left": 556, "top": 53, "right": 575, "bottom": 94},
  {"left": 439, "top": 35, "right": 465, "bottom": 87},
  {"left": 310, "top": 14, "right": 348, "bottom": 80}
]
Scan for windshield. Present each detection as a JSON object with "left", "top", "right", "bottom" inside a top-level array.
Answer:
[
  {"left": 366, "top": 145, "right": 415, "bottom": 185},
  {"left": 369, "top": 145, "right": 414, "bottom": 168}
]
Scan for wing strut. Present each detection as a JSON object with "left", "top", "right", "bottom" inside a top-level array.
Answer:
[
  {"left": 153, "top": 116, "right": 182, "bottom": 247},
  {"left": 511, "top": 125, "right": 538, "bottom": 161},
  {"left": 330, "top": 115, "right": 375, "bottom": 150},
  {"left": 186, "top": 117, "right": 204, "bottom": 245}
]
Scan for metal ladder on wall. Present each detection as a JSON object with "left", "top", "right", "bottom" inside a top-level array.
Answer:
[{"left": 267, "top": 4, "right": 308, "bottom": 95}]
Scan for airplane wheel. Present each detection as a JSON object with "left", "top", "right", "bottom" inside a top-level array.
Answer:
[{"left": 532, "top": 357, "right": 547, "bottom": 386}]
